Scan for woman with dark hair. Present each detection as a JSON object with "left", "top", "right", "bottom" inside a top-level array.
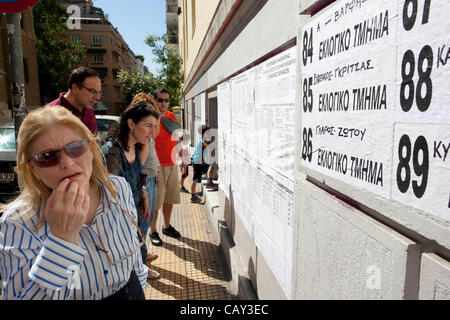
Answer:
[
  {"left": 103, "top": 102, "right": 161, "bottom": 279},
  {"left": 131, "top": 93, "right": 161, "bottom": 266}
]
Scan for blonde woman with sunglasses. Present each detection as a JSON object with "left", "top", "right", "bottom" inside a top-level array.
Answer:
[{"left": 0, "top": 106, "right": 148, "bottom": 300}]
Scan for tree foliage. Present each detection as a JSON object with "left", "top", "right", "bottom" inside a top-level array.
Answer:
[
  {"left": 118, "top": 34, "right": 183, "bottom": 109},
  {"left": 32, "top": 0, "right": 84, "bottom": 102},
  {"left": 117, "top": 70, "right": 161, "bottom": 107}
]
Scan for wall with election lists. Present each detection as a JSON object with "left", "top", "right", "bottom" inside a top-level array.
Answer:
[
  {"left": 193, "top": 0, "right": 449, "bottom": 300},
  {"left": 218, "top": 47, "right": 296, "bottom": 299},
  {"left": 294, "top": 0, "right": 450, "bottom": 299}
]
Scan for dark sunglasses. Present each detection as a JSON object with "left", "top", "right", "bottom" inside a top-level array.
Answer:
[
  {"left": 29, "top": 139, "right": 89, "bottom": 167},
  {"left": 156, "top": 98, "right": 170, "bottom": 103}
]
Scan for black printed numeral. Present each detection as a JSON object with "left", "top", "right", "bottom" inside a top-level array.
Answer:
[
  {"left": 302, "top": 128, "right": 313, "bottom": 162},
  {"left": 403, "top": 0, "right": 431, "bottom": 31},
  {"left": 302, "top": 28, "right": 313, "bottom": 66},
  {"left": 400, "top": 45, "right": 433, "bottom": 112},
  {"left": 302, "top": 77, "right": 313, "bottom": 113},
  {"left": 396, "top": 134, "right": 429, "bottom": 198}
]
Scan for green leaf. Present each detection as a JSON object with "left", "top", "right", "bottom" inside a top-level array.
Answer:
[{"left": 33, "top": 0, "right": 84, "bottom": 101}]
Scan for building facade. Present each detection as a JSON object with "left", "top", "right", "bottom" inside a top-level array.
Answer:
[
  {"left": 177, "top": 0, "right": 219, "bottom": 141},
  {"left": 178, "top": 0, "right": 450, "bottom": 300},
  {"left": 60, "top": 0, "right": 141, "bottom": 115},
  {"left": 166, "top": 0, "right": 179, "bottom": 53},
  {"left": 0, "top": 9, "right": 41, "bottom": 123}
]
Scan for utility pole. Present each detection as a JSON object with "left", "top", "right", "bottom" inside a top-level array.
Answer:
[
  {"left": 6, "top": 12, "right": 28, "bottom": 138},
  {"left": 1, "top": 0, "right": 39, "bottom": 137}
]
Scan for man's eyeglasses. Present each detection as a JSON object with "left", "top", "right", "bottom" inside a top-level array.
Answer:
[
  {"left": 78, "top": 84, "right": 101, "bottom": 96},
  {"left": 29, "top": 139, "right": 89, "bottom": 167},
  {"left": 156, "top": 98, "right": 170, "bottom": 103}
]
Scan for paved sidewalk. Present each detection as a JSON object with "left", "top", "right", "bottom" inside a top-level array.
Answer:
[{"left": 143, "top": 174, "right": 234, "bottom": 300}]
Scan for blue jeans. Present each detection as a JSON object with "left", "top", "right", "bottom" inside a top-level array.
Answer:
[{"left": 138, "top": 176, "right": 157, "bottom": 240}]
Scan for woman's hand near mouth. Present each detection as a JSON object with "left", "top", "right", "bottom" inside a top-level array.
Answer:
[
  {"left": 61, "top": 172, "right": 81, "bottom": 182},
  {"left": 44, "top": 178, "right": 90, "bottom": 245}
]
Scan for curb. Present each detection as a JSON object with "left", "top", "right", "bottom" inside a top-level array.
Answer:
[{"left": 202, "top": 182, "right": 258, "bottom": 300}]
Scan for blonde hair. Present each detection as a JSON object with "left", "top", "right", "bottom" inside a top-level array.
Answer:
[
  {"left": 131, "top": 92, "right": 160, "bottom": 139},
  {"left": 2, "top": 106, "right": 117, "bottom": 226}
]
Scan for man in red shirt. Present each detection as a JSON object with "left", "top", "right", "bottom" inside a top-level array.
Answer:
[
  {"left": 149, "top": 87, "right": 185, "bottom": 246},
  {"left": 47, "top": 67, "right": 101, "bottom": 136}
]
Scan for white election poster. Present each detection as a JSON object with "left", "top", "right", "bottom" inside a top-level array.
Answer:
[
  {"left": 200, "top": 92, "right": 206, "bottom": 125},
  {"left": 252, "top": 47, "right": 296, "bottom": 298},
  {"left": 395, "top": 0, "right": 450, "bottom": 125},
  {"left": 230, "top": 68, "right": 256, "bottom": 152},
  {"left": 300, "top": 0, "right": 449, "bottom": 221},
  {"left": 392, "top": 123, "right": 450, "bottom": 221},
  {"left": 254, "top": 46, "right": 297, "bottom": 184},
  {"left": 229, "top": 68, "right": 256, "bottom": 237},
  {"left": 391, "top": 0, "right": 450, "bottom": 220},
  {"left": 300, "top": 0, "right": 397, "bottom": 199},
  {"left": 218, "top": 47, "right": 296, "bottom": 298},
  {"left": 217, "top": 81, "right": 232, "bottom": 198}
]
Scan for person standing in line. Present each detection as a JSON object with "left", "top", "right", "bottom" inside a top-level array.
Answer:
[
  {"left": 47, "top": 67, "right": 101, "bottom": 136},
  {"left": 179, "top": 131, "right": 192, "bottom": 194},
  {"left": 131, "top": 93, "right": 161, "bottom": 267},
  {"left": 190, "top": 126, "right": 217, "bottom": 203},
  {"left": 149, "top": 88, "right": 185, "bottom": 246},
  {"left": 0, "top": 106, "right": 148, "bottom": 300},
  {"left": 103, "top": 102, "right": 161, "bottom": 280}
]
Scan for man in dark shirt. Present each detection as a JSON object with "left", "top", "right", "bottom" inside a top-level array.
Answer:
[{"left": 47, "top": 67, "right": 101, "bottom": 136}]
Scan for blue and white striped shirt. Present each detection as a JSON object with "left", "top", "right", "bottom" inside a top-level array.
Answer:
[{"left": 0, "top": 175, "right": 148, "bottom": 300}]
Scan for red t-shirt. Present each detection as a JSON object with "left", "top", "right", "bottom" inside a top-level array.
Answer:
[
  {"left": 47, "top": 92, "right": 98, "bottom": 135},
  {"left": 155, "top": 111, "right": 177, "bottom": 166}
]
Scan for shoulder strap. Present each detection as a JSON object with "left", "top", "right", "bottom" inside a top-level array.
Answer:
[
  {"left": 121, "top": 205, "right": 144, "bottom": 244},
  {"left": 160, "top": 117, "right": 181, "bottom": 134}
]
